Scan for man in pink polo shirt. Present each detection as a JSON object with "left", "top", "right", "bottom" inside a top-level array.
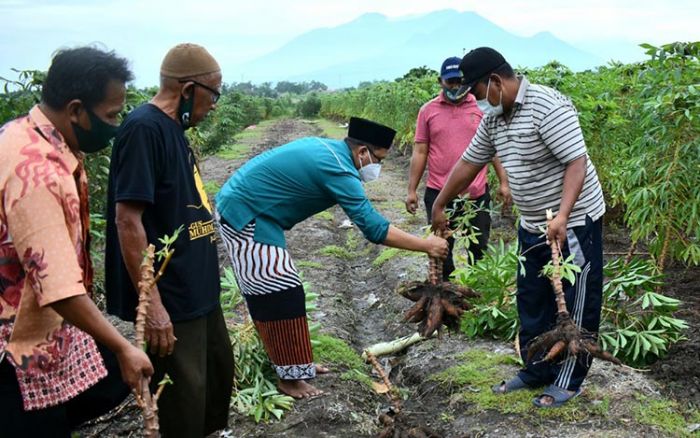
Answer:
[{"left": 406, "top": 57, "right": 511, "bottom": 280}]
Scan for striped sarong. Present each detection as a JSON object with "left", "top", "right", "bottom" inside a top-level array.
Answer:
[{"left": 218, "top": 216, "right": 316, "bottom": 380}]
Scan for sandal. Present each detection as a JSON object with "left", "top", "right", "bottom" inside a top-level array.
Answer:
[{"left": 491, "top": 375, "right": 529, "bottom": 394}]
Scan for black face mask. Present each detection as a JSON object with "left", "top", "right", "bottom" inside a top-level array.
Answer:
[
  {"left": 72, "top": 109, "right": 119, "bottom": 153},
  {"left": 178, "top": 92, "right": 194, "bottom": 130}
]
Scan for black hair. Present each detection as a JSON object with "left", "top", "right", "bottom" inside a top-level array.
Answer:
[
  {"left": 344, "top": 137, "right": 364, "bottom": 148},
  {"left": 475, "top": 62, "right": 515, "bottom": 86},
  {"left": 41, "top": 46, "right": 133, "bottom": 110}
]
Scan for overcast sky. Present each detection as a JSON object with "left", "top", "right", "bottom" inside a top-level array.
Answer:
[{"left": 1, "top": 0, "right": 698, "bottom": 86}]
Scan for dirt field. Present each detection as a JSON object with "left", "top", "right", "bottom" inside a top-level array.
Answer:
[{"left": 79, "top": 118, "right": 699, "bottom": 437}]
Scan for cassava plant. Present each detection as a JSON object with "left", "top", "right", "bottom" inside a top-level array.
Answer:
[
  {"left": 598, "top": 257, "right": 688, "bottom": 366},
  {"left": 454, "top": 240, "right": 520, "bottom": 341},
  {"left": 452, "top": 237, "right": 688, "bottom": 367},
  {"left": 619, "top": 42, "right": 700, "bottom": 271},
  {"left": 397, "top": 197, "right": 484, "bottom": 336},
  {"left": 446, "top": 195, "right": 485, "bottom": 267},
  {"left": 397, "top": 228, "right": 480, "bottom": 337},
  {"left": 526, "top": 210, "right": 621, "bottom": 365}
]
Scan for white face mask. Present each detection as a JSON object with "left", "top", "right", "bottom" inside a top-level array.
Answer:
[
  {"left": 476, "top": 78, "right": 504, "bottom": 117},
  {"left": 359, "top": 150, "right": 381, "bottom": 182}
]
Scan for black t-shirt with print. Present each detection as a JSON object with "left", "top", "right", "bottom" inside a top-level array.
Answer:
[{"left": 105, "top": 103, "right": 220, "bottom": 322}]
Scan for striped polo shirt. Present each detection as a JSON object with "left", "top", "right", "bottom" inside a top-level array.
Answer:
[{"left": 462, "top": 76, "right": 605, "bottom": 233}]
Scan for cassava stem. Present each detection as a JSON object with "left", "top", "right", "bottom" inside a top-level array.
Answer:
[
  {"left": 525, "top": 209, "right": 621, "bottom": 366},
  {"left": 366, "top": 351, "right": 401, "bottom": 413},
  {"left": 361, "top": 333, "right": 429, "bottom": 361},
  {"left": 135, "top": 245, "right": 156, "bottom": 349},
  {"left": 546, "top": 210, "right": 569, "bottom": 318},
  {"left": 134, "top": 244, "right": 173, "bottom": 438}
]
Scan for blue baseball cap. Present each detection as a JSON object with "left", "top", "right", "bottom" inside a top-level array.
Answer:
[{"left": 440, "top": 57, "right": 463, "bottom": 80}]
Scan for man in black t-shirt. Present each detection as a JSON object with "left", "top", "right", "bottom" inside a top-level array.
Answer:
[{"left": 105, "top": 43, "right": 233, "bottom": 437}]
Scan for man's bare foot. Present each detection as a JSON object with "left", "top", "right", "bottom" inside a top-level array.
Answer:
[
  {"left": 535, "top": 392, "right": 572, "bottom": 406},
  {"left": 278, "top": 380, "right": 324, "bottom": 399},
  {"left": 533, "top": 386, "right": 580, "bottom": 408},
  {"left": 315, "top": 364, "right": 331, "bottom": 374}
]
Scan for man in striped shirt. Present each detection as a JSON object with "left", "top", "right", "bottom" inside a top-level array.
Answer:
[{"left": 431, "top": 47, "right": 606, "bottom": 408}]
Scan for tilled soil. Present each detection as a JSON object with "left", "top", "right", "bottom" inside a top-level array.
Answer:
[
  {"left": 650, "top": 264, "right": 700, "bottom": 406},
  {"left": 79, "top": 118, "right": 698, "bottom": 437}
]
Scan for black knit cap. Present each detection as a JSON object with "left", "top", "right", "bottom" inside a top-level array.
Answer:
[
  {"left": 348, "top": 117, "right": 396, "bottom": 149},
  {"left": 459, "top": 47, "right": 507, "bottom": 90}
]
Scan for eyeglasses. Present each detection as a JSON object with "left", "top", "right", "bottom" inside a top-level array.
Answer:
[
  {"left": 179, "top": 79, "right": 221, "bottom": 104},
  {"left": 366, "top": 147, "right": 382, "bottom": 163}
]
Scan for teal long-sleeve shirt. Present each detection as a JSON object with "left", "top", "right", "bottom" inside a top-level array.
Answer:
[{"left": 215, "top": 137, "right": 390, "bottom": 248}]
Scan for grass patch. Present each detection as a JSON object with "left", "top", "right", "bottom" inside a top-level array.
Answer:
[
  {"left": 215, "top": 119, "right": 280, "bottom": 160},
  {"left": 216, "top": 143, "right": 251, "bottom": 160},
  {"left": 318, "top": 245, "right": 355, "bottom": 260},
  {"left": 313, "top": 334, "right": 364, "bottom": 369},
  {"left": 313, "top": 334, "right": 372, "bottom": 388},
  {"left": 202, "top": 180, "right": 221, "bottom": 196},
  {"left": 296, "top": 260, "right": 325, "bottom": 270},
  {"left": 317, "top": 119, "right": 347, "bottom": 139},
  {"left": 340, "top": 369, "right": 374, "bottom": 388},
  {"left": 431, "top": 349, "right": 514, "bottom": 388},
  {"left": 381, "top": 200, "right": 408, "bottom": 211},
  {"left": 632, "top": 395, "right": 700, "bottom": 437},
  {"left": 314, "top": 210, "right": 334, "bottom": 222},
  {"left": 429, "top": 348, "right": 611, "bottom": 422},
  {"left": 372, "top": 248, "right": 401, "bottom": 267},
  {"left": 345, "top": 230, "right": 361, "bottom": 251},
  {"left": 372, "top": 248, "right": 421, "bottom": 267}
]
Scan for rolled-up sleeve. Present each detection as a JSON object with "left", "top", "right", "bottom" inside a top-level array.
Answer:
[{"left": 6, "top": 185, "right": 86, "bottom": 307}]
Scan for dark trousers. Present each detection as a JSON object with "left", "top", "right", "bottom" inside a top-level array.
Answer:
[
  {"left": 424, "top": 187, "right": 492, "bottom": 280},
  {"left": 150, "top": 306, "right": 234, "bottom": 437},
  {"left": 516, "top": 216, "right": 603, "bottom": 392},
  {"left": 0, "top": 344, "right": 130, "bottom": 437}
]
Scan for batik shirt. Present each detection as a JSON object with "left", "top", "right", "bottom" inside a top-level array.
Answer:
[{"left": 0, "top": 105, "right": 106, "bottom": 410}]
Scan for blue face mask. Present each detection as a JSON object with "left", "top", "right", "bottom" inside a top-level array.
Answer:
[{"left": 476, "top": 78, "right": 504, "bottom": 117}]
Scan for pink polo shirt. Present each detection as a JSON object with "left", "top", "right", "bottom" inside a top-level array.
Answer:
[{"left": 414, "top": 92, "right": 487, "bottom": 199}]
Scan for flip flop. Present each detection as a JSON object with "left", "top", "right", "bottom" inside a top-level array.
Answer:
[
  {"left": 532, "top": 384, "right": 582, "bottom": 408},
  {"left": 491, "top": 375, "right": 529, "bottom": 394}
]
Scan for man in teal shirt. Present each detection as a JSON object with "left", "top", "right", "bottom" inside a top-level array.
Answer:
[{"left": 216, "top": 117, "right": 447, "bottom": 398}]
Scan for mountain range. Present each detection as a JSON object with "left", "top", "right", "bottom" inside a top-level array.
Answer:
[{"left": 234, "top": 9, "right": 637, "bottom": 88}]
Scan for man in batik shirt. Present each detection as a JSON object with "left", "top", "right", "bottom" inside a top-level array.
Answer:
[{"left": 0, "top": 47, "right": 152, "bottom": 436}]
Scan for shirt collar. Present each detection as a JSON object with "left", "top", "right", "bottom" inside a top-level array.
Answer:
[
  {"left": 514, "top": 75, "right": 530, "bottom": 106},
  {"left": 28, "top": 105, "right": 81, "bottom": 173}
]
